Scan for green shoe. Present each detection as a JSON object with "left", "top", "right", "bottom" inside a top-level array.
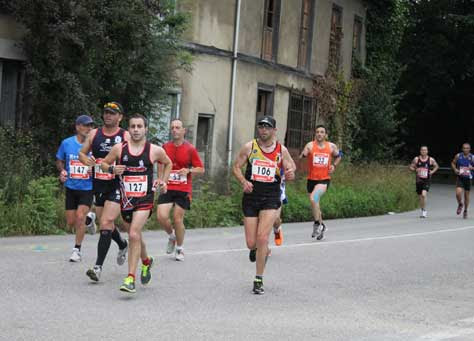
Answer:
[
  {"left": 120, "top": 276, "right": 136, "bottom": 293},
  {"left": 140, "top": 256, "right": 154, "bottom": 285}
]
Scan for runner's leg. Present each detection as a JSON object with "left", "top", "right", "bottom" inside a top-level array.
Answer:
[{"left": 255, "top": 209, "right": 278, "bottom": 276}]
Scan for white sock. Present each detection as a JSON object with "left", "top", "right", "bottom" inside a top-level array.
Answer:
[
  {"left": 168, "top": 233, "right": 176, "bottom": 240},
  {"left": 176, "top": 246, "right": 183, "bottom": 251}
]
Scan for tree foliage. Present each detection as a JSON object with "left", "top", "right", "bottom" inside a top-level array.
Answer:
[
  {"left": 0, "top": 0, "right": 190, "bottom": 170},
  {"left": 397, "top": 0, "right": 474, "bottom": 164}
]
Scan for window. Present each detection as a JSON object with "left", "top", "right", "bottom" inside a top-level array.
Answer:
[
  {"left": 148, "top": 92, "right": 180, "bottom": 145},
  {"left": 328, "top": 4, "right": 343, "bottom": 73},
  {"left": 352, "top": 16, "right": 363, "bottom": 61},
  {"left": 196, "top": 114, "right": 214, "bottom": 171},
  {"left": 286, "top": 93, "right": 316, "bottom": 151},
  {"left": 298, "top": 0, "right": 314, "bottom": 70},
  {"left": 255, "top": 84, "right": 274, "bottom": 137},
  {"left": 0, "top": 59, "right": 23, "bottom": 127},
  {"left": 261, "top": 0, "right": 281, "bottom": 62}
]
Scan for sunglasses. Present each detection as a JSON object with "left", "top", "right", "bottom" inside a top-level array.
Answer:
[
  {"left": 257, "top": 124, "right": 273, "bottom": 129},
  {"left": 104, "top": 102, "right": 120, "bottom": 112}
]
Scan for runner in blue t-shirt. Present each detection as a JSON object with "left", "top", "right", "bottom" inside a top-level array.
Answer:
[
  {"left": 451, "top": 143, "right": 474, "bottom": 219},
  {"left": 56, "top": 115, "right": 95, "bottom": 261}
]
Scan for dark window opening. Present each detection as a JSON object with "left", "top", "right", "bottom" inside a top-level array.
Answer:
[
  {"left": 286, "top": 93, "right": 316, "bottom": 151},
  {"left": 328, "top": 4, "right": 343, "bottom": 73},
  {"left": 261, "top": 0, "right": 281, "bottom": 61}
]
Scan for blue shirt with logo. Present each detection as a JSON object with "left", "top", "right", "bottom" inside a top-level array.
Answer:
[{"left": 56, "top": 136, "right": 93, "bottom": 190}]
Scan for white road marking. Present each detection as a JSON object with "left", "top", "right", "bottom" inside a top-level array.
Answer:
[{"left": 417, "top": 315, "right": 474, "bottom": 340}]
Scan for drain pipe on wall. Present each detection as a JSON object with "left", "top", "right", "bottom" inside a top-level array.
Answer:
[{"left": 227, "top": 0, "right": 241, "bottom": 168}]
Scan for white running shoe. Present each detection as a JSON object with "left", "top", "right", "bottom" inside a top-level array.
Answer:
[
  {"left": 86, "top": 265, "right": 102, "bottom": 282},
  {"left": 69, "top": 248, "right": 82, "bottom": 262},
  {"left": 175, "top": 248, "right": 184, "bottom": 261},
  {"left": 117, "top": 241, "right": 128, "bottom": 266},
  {"left": 421, "top": 209, "right": 427, "bottom": 218},
  {"left": 86, "top": 212, "right": 97, "bottom": 235},
  {"left": 166, "top": 236, "right": 176, "bottom": 254}
]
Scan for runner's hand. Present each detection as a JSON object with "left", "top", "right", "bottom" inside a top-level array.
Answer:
[
  {"left": 285, "top": 168, "right": 295, "bottom": 181},
  {"left": 85, "top": 155, "right": 96, "bottom": 167},
  {"left": 242, "top": 180, "right": 253, "bottom": 193},
  {"left": 152, "top": 179, "right": 167, "bottom": 194},
  {"left": 455, "top": 169, "right": 460, "bottom": 175},
  {"left": 177, "top": 168, "right": 189, "bottom": 175},
  {"left": 114, "top": 165, "right": 126, "bottom": 175},
  {"left": 59, "top": 170, "right": 67, "bottom": 183}
]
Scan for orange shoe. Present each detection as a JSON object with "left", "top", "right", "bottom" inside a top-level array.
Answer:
[{"left": 274, "top": 227, "right": 283, "bottom": 246}]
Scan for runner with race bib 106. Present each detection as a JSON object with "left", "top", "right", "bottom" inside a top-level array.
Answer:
[
  {"left": 233, "top": 116, "right": 296, "bottom": 295},
  {"left": 409, "top": 146, "right": 439, "bottom": 218},
  {"left": 451, "top": 143, "right": 474, "bottom": 219},
  {"left": 100, "top": 114, "right": 172, "bottom": 294},
  {"left": 56, "top": 115, "right": 95, "bottom": 262},
  {"left": 299, "top": 124, "right": 341, "bottom": 240},
  {"left": 156, "top": 119, "right": 204, "bottom": 261}
]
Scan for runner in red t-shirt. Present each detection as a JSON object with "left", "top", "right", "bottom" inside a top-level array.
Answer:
[{"left": 157, "top": 119, "right": 204, "bottom": 261}]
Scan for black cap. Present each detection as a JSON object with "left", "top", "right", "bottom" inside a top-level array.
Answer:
[
  {"left": 103, "top": 101, "right": 124, "bottom": 114},
  {"left": 257, "top": 116, "right": 276, "bottom": 128}
]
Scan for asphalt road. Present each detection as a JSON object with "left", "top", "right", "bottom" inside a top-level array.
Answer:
[{"left": 2, "top": 184, "right": 474, "bottom": 341}]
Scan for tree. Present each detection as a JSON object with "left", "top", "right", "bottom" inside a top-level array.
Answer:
[{"left": 1, "top": 0, "right": 190, "bottom": 170}]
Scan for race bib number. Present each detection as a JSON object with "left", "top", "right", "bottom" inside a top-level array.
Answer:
[
  {"left": 168, "top": 171, "right": 187, "bottom": 185},
  {"left": 460, "top": 166, "right": 471, "bottom": 177},
  {"left": 417, "top": 168, "right": 429, "bottom": 179},
  {"left": 69, "top": 160, "right": 89, "bottom": 179},
  {"left": 313, "top": 153, "right": 329, "bottom": 168},
  {"left": 123, "top": 175, "right": 147, "bottom": 197},
  {"left": 94, "top": 159, "right": 115, "bottom": 181},
  {"left": 251, "top": 159, "right": 276, "bottom": 183}
]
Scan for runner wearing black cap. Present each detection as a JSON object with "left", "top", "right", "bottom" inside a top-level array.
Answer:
[
  {"left": 79, "top": 102, "right": 130, "bottom": 281},
  {"left": 233, "top": 116, "right": 296, "bottom": 294}
]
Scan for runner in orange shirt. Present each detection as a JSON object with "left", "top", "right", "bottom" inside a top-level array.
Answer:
[{"left": 300, "top": 125, "right": 341, "bottom": 240}]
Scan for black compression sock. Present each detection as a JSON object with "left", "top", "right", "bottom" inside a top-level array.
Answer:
[
  {"left": 96, "top": 230, "right": 112, "bottom": 266},
  {"left": 255, "top": 275, "right": 263, "bottom": 281},
  {"left": 74, "top": 244, "right": 81, "bottom": 251},
  {"left": 314, "top": 220, "right": 320, "bottom": 225},
  {"left": 111, "top": 227, "right": 127, "bottom": 249},
  {"left": 85, "top": 216, "right": 92, "bottom": 225}
]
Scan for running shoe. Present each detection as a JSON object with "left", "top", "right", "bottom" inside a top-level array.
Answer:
[
  {"left": 175, "top": 248, "right": 184, "bottom": 261},
  {"left": 457, "top": 203, "right": 464, "bottom": 215},
  {"left": 86, "top": 265, "right": 102, "bottom": 282},
  {"left": 140, "top": 256, "right": 154, "bottom": 285},
  {"left": 117, "top": 240, "right": 128, "bottom": 266},
  {"left": 253, "top": 278, "right": 264, "bottom": 295},
  {"left": 249, "top": 248, "right": 257, "bottom": 262},
  {"left": 463, "top": 210, "right": 468, "bottom": 219},
  {"left": 311, "top": 222, "right": 319, "bottom": 238},
  {"left": 85, "top": 212, "right": 96, "bottom": 235},
  {"left": 421, "top": 209, "right": 427, "bottom": 218},
  {"left": 120, "top": 276, "right": 136, "bottom": 293},
  {"left": 316, "top": 223, "right": 327, "bottom": 241},
  {"left": 69, "top": 248, "right": 82, "bottom": 262},
  {"left": 166, "top": 236, "right": 176, "bottom": 254},
  {"left": 274, "top": 226, "right": 283, "bottom": 246}
]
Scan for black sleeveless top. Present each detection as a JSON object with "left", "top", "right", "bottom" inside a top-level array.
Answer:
[
  {"left": 91, "top": 128, "right": 126, "bottom": 192},
  {"left": 415, "top": 156, "right": 431, "bottom": 182},
  {"left": 119, "top": 141, "right": 154, "bottom": 198}
]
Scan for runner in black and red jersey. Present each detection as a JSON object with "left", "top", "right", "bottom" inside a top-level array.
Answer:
[
  {"left": 409, "top": 146, "right": 439, "bottom": 218},
  {"left": 156, "top": 119, "right": 204, "bottom": 261},
  {"left": 79, "top": 102, "right": 129, "bottom": 282},
  {"left": 101, "top": 114, "right": 172, "bottom": 293}
]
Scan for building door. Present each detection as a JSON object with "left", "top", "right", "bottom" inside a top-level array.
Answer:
[{"left": 196, "top": 114, "right": 213, "bottom": 172}]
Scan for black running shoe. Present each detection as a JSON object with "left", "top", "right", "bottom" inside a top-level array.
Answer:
[
  {"left": 317, "top": 223, "right": 327, "bottom": 241},
  {"left": 249, "top": 249, "right": 257, "bottom": 262},
  {"left": 140, "top": 256, "right": 154, "bottom": 285},
  {"left": 253, "top": 278, "right": 264, "bottom": 295}
]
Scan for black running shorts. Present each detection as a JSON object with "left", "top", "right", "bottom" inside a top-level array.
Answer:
[
  {"left": 157, "top": 190, "right": 191, "bottom": 210},
  {"left": 65, "top": 188, "right": 93, "bottom": 210},
  {"left": 457, "top": 176, "right": 472, "bottom": 191},
  {"left": 307, "top": 179, "right": 331, "bottom": 193},
  {"left": 416, "top": 180, "right": 431, "bottom": 195},
  {"left": 242, "top": 195, "right": 281, "bottom": 217},
  {"left": 94, "top": 188, "right": 121, "bottom": 207}
]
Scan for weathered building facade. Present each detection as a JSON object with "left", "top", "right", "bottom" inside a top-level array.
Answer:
[{"left": 169, "top": 0, "right": 366, "bottom": 174}]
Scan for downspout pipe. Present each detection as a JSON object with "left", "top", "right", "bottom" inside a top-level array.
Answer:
[{"left": 227, "top": 0, "right": 241, "bottom": 168}]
